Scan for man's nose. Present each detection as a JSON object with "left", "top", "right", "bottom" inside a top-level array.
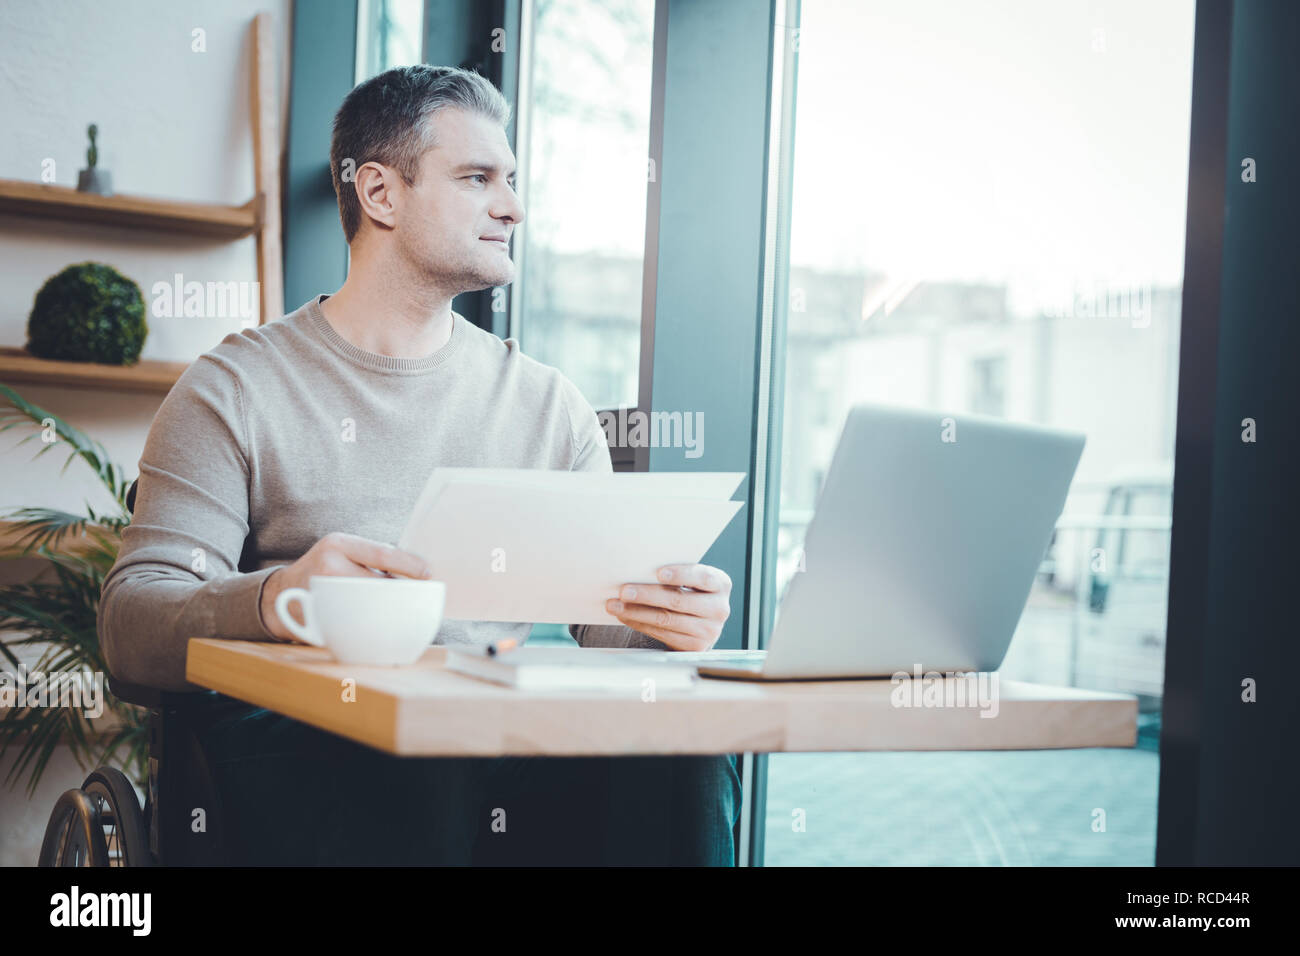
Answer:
[{"left": 494, "top": 185, "right": 525, "bottom": 227}]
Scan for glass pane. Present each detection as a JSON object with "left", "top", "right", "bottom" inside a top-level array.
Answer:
[
  {"left": 763, "top": 0, "right": 1194, "bottom": 865},
  {"left": 516, "top": 0, "right": 655, "bottom": 411},
  {"left": 356, "top": 0, "right": 426, "bottom": 81}
]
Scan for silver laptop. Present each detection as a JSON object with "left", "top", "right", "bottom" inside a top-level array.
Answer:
[{"left": 698, "top": 403, "right": 1085, "bottom": 680}]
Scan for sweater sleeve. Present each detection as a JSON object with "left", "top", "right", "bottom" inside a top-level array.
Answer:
[
  {"left": 563, "top": 393, "right": 671, "bottom": 651},
  {"left": 98, "top": 351, "right": 286, "bottom": 691}
]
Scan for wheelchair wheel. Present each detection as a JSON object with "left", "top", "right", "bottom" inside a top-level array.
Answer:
[
  {"left": 37, "top": 768, "right": 150, "bottom": 867},
  {"left": 38, "top": 789, "right": 108, "bottom": 866},
  {"left": 82, "top": 768, "right": 151, "bottom": 866}
]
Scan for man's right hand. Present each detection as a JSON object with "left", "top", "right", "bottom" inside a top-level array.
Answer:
[{"left": 258, "top": 532, "right": 434, "bottom": 641}]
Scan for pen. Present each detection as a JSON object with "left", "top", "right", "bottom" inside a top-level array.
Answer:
[{"left": 486, "top": 637, "right": 519, "bottom": 657}]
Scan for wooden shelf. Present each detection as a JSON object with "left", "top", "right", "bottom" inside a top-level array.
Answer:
[
  {"left": 0, "top": 13, "right": 282, "bottom": 400},
  {"left": 0, "top": 346, "right": 187, "bottom": 394},
  {"left": 0, "top": 178, "right": 260, "bottom": 239}
]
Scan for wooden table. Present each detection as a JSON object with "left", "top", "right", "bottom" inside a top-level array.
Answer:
[{"left": 186, "top": 639, "right": 1138, "bottom": 756}]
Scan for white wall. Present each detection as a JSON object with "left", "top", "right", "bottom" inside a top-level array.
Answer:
[{"left": 0, "top": 0, "right": 293, "bottom": 866}]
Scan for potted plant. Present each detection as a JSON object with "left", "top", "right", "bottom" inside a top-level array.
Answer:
[
  {"left": 25, "top": 262, "right": 148, "bottom": 365},
  {"left": 76, "top": 124, "right": 113, "bottom": 195},
  {"left": 0, "top": 383, "right": 147, "bottom": 796}
]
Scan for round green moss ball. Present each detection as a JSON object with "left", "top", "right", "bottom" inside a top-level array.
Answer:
[{"left": 26, "top": 262, "right": 148, "bottom": 365}]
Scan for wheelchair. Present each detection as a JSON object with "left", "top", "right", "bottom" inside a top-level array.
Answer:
[
  {"left": 39, "top": 476, "right": 232, "bottom": 867},
  {"left": 38, "top": 680, "right": 233, "bottom": 866}
]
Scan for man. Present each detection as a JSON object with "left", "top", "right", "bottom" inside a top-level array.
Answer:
[{"left": 98, "top": 64, "right": 740, "bottom": 865}]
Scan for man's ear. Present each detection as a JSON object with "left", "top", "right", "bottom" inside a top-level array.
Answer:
[{"left": 354, "top": 161, "right": 399, "bottom": 232}]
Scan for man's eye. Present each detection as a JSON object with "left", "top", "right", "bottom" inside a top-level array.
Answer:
[{"left": 471, "top": 174, "right": 488, "bottom": 184}]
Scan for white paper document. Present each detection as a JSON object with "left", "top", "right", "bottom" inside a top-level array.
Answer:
[{"left": 397, "top": 469, "right": 745, "bottom": 624}]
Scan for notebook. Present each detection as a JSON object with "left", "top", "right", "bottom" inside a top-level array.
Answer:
[{"left": 444, "top": 646, "right": 700, "bottom": 691}]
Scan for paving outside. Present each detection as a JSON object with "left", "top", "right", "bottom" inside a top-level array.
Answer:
[{"left": 762, "top": 741, "right": 1158, "bottom": 866}]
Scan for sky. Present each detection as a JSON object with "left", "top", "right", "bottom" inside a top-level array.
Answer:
[{"left": 787, "top": 0, "right": 1197, "bottom": 303}]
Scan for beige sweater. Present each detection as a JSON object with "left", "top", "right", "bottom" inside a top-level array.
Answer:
[{"left": 99, "top": 294, "right": 664, "bottom": 691}]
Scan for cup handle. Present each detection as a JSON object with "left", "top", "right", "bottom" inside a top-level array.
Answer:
[{"left": 274, "top": 588, "right": 322, "bottom": 646}]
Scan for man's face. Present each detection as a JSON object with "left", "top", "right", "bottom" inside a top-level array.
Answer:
[{"left": 397, "top": 107, "right": 525, "bottom": 292}]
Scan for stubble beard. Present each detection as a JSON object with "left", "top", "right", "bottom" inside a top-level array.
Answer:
[{"left": 419, "top": 244, "right": 513, "bottom": 295}]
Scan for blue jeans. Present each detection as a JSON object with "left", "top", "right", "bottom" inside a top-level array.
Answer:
[{"left": 190, "top": 693, "right": 742, "bottom": 866}]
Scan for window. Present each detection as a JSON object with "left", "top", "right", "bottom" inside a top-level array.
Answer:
[
  {"left": 512, "top": 0, "right": 655, "bottom": 647},
  {"left": 355, "top": 0, "right": 425, "bottom": 81},
  {"left": 761, "top": 0, "right": 1194, "bottom": 866},
  {"left": 513, "top": 0, "right": 655, "bottom": 410},
  {"left": 970, "top": 355, "right": 1007, "bottom": 417}
]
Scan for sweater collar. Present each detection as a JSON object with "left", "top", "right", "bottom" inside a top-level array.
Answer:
[{"left": 306, "top": 294, "right": 464, "bottom": 373}]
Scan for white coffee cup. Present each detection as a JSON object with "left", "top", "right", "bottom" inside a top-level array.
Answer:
[{"left": 274, "top": 575, "right": 446, "bottom": 666}]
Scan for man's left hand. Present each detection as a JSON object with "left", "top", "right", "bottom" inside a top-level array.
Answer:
[{"left": 605, "top": 563, "right": 732, "bottom": 650}]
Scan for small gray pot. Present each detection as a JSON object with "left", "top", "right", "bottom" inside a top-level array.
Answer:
[{"left": 77, "top": 168, "right": 113, "bottom": 195}]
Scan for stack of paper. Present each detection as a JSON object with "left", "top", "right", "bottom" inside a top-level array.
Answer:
[{"left": 396, "top": 468, "right": 745, "bottom": 624}]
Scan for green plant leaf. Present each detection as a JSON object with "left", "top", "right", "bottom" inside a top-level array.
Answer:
[
  {"left": 0, "top": 384, "right": 140, "bottom": 793},
  {"left": 0, "top": 384, "right": 133, "bottom": 508}
]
